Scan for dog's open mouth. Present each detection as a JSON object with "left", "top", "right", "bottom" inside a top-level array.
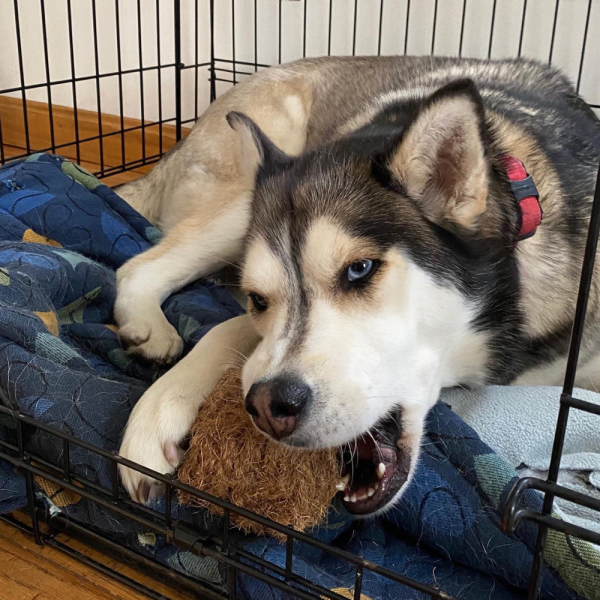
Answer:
[{"left": 337, "top": 416, "right": 410, "bottom": 515}]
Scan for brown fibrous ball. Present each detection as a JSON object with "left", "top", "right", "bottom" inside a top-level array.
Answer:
[{"left": 177, "top": 369, "right": 340, "bottom": 539}]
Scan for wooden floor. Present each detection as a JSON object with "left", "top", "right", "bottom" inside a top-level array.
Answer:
[{"left": 0, "top": 517, "right": 194, "bottom": 600}]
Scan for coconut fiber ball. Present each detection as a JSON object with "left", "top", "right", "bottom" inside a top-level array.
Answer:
[{"left": 177, "top": 369, "right": 341, "bottom": 538}]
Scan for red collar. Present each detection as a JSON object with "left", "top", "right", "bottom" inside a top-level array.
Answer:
[{"left": 501, "top": 155, "right": 543, "bottom": 241}]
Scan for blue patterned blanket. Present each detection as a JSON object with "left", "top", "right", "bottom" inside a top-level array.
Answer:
[{"left": 0, "top": 154, "right": 596, "bottom": 600}]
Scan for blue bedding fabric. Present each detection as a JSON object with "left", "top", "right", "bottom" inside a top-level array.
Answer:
[{"left": 0, "top": 154, "right": 597, "bottom": 600}]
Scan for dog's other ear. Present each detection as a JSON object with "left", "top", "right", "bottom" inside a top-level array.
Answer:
[
  {"left": 387, "top": 79, "right": 489, "bottom": 232},
  {"left": 227, "top": 111, "right": 289, "bottom": 181}
]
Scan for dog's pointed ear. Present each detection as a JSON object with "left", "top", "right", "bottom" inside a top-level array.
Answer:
[
  {"left": 387, "top": 79, "right": 489, "bottom": 232},
  {"left": 227, "top": 111, "right": 289, "bottom": 180}
]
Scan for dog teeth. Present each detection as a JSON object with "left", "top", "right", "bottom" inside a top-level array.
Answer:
[
  {"left": 344, "top": 495, "right": 350, "bottom": 502},
  {"left": 357, "top": 491, "right": 368, "bottom": 501},
  {"left": 350, "top": 494, "right": 358, "bottom": 503},
  {"left": 377, "top": 463, "right": 386, "bottom": 479},
  {"left": 336, "top": 474, "right": 350, "bottom": 491},
  {"left": 367, "top": 487, "right": 375, "bottom": 497}
]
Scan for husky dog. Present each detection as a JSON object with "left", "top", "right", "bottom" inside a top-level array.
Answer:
[{"left": 116, "top": 56, "right": 600, "bottom": 514}]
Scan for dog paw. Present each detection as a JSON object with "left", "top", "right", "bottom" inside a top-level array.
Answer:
[
  {"left": 118, "top": 377, "right": 194, "bottom": 503},
  {"left": 119, "top": 318, "right": 184, "bottom": 366}
]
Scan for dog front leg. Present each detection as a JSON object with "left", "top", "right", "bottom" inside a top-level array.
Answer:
[
  {"left": 114, "top": 194, "right": 250, "bottom": 365},
  {"left": 118, "top": 314, "right": 260, "bottom": 503}
]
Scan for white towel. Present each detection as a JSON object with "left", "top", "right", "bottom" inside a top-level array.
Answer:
[{"left": 442, "top": 385, "right": 600, "bottom": 539}]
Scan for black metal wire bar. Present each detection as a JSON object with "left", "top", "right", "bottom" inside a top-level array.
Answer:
[
  {"left": 25, "top": 470, "right": 42, "bottom": 545},
  {"left": 0, "top": 434, "right": 18, "bottom": 454},
  {"left": 548, "top": 0, "right": 560, "bottom": 64},
  {"left": 254, "top": 0, "right": 258, "bottom": 71},
  {"left": 352, "top": 0, "right": 358, "bottom": 56},
  {"left": 137, "top": 0, "right": 146, "bottom": 160},
  {"left": 111, "top": 451, "right": 119, "bottom": 501},
  {"left": 214, "top": 67, "right": 255, "bottom": 77},
  {"left": 62, "top": 438, "right": 70, "bottom": 481},
  {"left": 223, "top": 507, "right": 231, "bottom": 553},
  {"left": 327, "top": 0, "right": 333, "bottom": 56},
  {"left": 91, "top": 0, "right": 105, "bottom": 175},
  {"left": 528, "top": 165, "right": 600, "bottom": 599},
  {"left": 194, "top": 0, "right": 200, "bottom": 119},
  {"left": 576, "top": 0, "right": 593, "bottom": 93},
  {"left": 212, "top": 77, "right": 239, "bottom": 84},
  {"left": 0, "top": 114, "right": 5, "bottom": 164},
  {"left": 303, "top": 0, "right": 309, "bottom": 57},
  {"left": 231, "top": 0, "right": 236, "bottom": 84},
  {"left": 114, "top": 0, "right": 126, "bottom": 168},
  {"left": 562, "top": 394, "right": 600, "bottom": 415},
  {"left": 403, "top": 0, "right": 411, "bottom": 55},
  {"left": 227, "top": 564, "right": 236, "bottom": 599},
  {"left": 16, "top": 414, "right": 24, "bottom": 458},
  {"left": 431, "top": 0, "right": 439, "bottom": 55},
  {"left": 39, "top": 0, "right": 56, "bottom": 154},
  {"left": 165, "top": 481, "right": 172, "bottom": 527},
  {"left": 285, "top": 535, "right": 293, "bottom": 581},
  {"left": 0, "top": 64, "right": 178, "bottom": 97},
  {"left": 563, "top": 170, "right": 600, "bottom": 397},
  {"left": 13, "top": 0, "right": 30, "bottom": 154},
  {"left": 279, "top": 0, "right": 283, "bottom": 63},
  {"left": 518, "top": 0, "right": 528, "bottom": 57},
  {"left": 377, "top": 0, "right": 384, "bottom": 55},
  {"left": 156, "top": 0, "right": 163, "bottom": 153},
  {"left": 488, "top": 0, "right": 498, "bottom": 59},
  {"left": 210, "top": 0, "right": 216, "bottom": 102},
  {"left": 214, "top": 58, "right": 271, "bottom": 69},
  {"left": 458, "top": 0, "right": 468, "bottom": 58},
  {"left": 353, "top": 564, "right": 363, "bottom": 600},
  {"left": 527, "top": 410, "right": 568, "bottom": 600},
  {"left": 174, "top": 0, "right": 182, "bottom": 142}
]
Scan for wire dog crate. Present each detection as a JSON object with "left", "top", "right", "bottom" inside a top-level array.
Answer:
[{"left": 0, "top": 1, "right": 599, "bottom": 599}]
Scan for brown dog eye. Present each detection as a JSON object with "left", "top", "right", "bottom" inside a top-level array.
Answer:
[{"left": 249, "top": 292, "right": 269, "bottom": 312}]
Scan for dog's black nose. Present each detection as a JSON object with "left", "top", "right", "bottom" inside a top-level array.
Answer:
[{"left": 245, "top": 377, "right": 311, "bottom": 440}]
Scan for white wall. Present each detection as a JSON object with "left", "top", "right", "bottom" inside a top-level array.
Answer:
[{"left": 1, "top": 0, "right": 599, "bottom": 126}]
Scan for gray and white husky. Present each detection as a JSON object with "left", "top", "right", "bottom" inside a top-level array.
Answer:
[{"left": 116, "top": 56, "right": 600, "bottom": 516}]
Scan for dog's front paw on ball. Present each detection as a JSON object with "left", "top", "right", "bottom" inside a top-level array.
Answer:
[
  {"left": 118, "top": 381, "right": 192, "bottom": 503},
  {"left": 118, "top": 427, "right": 183, "bottom": 504}
]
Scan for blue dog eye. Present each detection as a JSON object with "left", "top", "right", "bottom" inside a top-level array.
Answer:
[{"left": 347, "top": 259, "right": 374, "bottom": 282}]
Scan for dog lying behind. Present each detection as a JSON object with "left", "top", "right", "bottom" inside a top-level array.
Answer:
[{"left": 116, "top": 56, "right": 600, "bottom": 515}]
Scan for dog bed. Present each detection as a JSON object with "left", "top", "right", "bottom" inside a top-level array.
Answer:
[{"left": 0, "top": 153, "right": 597, "bottom": 600}]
